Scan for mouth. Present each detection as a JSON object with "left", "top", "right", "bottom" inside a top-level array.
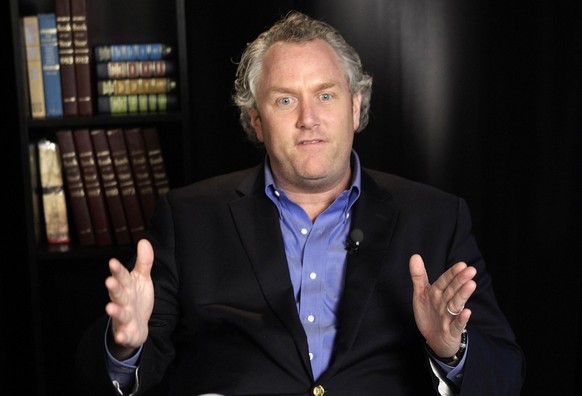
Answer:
[{"left": 299, "top": 139, "right": 323, "bottom": 145}]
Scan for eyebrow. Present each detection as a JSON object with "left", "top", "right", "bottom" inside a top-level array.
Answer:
[{"left": 266, "top": 81, "right": 340, "bottom": 96}]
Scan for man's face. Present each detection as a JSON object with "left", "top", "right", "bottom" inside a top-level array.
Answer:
[{"left": 249, "top": 39, "right": 361, "bottom": 193}]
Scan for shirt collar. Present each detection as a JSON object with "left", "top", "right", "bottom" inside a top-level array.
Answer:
[{"left": 264, "top": 149, "right": 362, "bottom": 206}]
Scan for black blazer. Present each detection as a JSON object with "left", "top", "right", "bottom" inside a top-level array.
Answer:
[{"left": 76, "top": 165, "right": 525, "bottom": 395}]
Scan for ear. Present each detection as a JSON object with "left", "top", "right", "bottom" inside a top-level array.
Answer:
[
  {"left": 352, "top": 91, "right": 362, "bottom": 132},
  {"left": 249, "top": 108, "right": 264, "bottom": 142}
]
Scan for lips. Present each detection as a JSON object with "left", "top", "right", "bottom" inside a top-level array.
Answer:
[{"left": 299, "top": 139, "right": 323, "bottom": 145}]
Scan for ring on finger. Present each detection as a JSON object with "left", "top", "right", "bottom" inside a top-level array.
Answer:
[{"left": 446, "top": 303, "right": 463, "bottom": 316}]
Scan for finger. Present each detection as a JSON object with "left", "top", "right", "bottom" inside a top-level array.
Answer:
[
  {"left": 409, "top": 254, "right": 429, "bottom": 293},
  {"left": 133, "top": 239, "right": 154, "bottom": 278},
  {"left": 447, "top": 276, "right": 477, "bottom": 315},
  {"left": 105, "top": 301, "right": 122, "bottom": 320},
  {"left": 108, "top": 257, "right": 134, "bottom": 291},
  {"left": 450, "top": 309, "right": 472, "bottom": 335},
  {"left": 432, "top": 261, "right": 468, "bottom": 292}
]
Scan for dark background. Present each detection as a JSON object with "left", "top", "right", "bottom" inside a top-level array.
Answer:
[{"left": 2, "top": 0, "right": 580, "bottom": 394}]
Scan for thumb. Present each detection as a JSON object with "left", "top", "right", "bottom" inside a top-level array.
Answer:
[
  {"left": 133, "top": 238, "right": 154, "bottom": 277},
  {"left": 409, "top": 254, "right": 429, "bottom": 292}
]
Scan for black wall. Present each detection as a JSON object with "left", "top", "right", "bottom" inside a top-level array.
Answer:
[
  {"left": 3, "top": 0, "right": 580, "bottom": 394},
  {"left": 186, "top": 1, "right": 581, "bottom": 394}
]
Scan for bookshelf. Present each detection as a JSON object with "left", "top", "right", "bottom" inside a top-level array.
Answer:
[{"left": 9, "top": 0, "right": 191, "bottom": 394}]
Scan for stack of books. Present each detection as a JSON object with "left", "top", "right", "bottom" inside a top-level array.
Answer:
[
  {"left": 93, "top": 43, "right": 179, "bottom": 115},
  {"left": 37, "top": 126, "right": 170, "bottom": 247}
]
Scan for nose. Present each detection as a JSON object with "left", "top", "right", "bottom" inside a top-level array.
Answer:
[{"left": 296, "top": 100, "right": 320, "bottom": 130}]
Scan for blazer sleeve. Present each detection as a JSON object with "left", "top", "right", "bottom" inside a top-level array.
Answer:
[
  {"left": 448, "top": 198, "right": 526, "bottom": 396},
  {"left": 75, "top": 194, "right": 179, "bottom": 395}
]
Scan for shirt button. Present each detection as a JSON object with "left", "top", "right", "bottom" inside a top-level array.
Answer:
[
  {"left": 309, "top": 272, "right": 317, "bottom": 280},
  {"left": 301, "top": 228, "right": 308, "bottom": 235},
  {"left": 274, "top": 190, "right": 280, "bottom": 197},
  {"left": 309, "top": 352, "right": 314, "bottom": 360},
  {"left": 307, "top": 314, "right": 315, "bottom": 322}
]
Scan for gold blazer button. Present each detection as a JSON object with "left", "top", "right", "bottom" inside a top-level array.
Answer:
[{"left": 313, "top": 385, "right": 325, "bottom": 396}]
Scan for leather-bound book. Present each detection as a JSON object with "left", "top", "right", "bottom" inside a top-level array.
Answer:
[
  {"left": 106, "top": 128, "right": 146, "bottom": 242},
  {"left": 97, "top": 93, "right": 178, "bottom": 114},
  {"left": 55, "top": 130, "right": 95, "bottom": 246},
  {"left": 141, "top": 127, "right": 170, "bottom": 197},
  {"left": 72, "top": 129, "right": 113, "bottom": 246},
  {"left": 97, "top": 78, "right": 177, "bottom": 96},
  {"left": 55, "top": 0, "right": 78, "bottom": 116},
  {"left": 90, "top": 129, "right": 131, "bottom": 245},
  {"left": 95, "top": 60, "right": 176, "bottom": 79},
  {"left": 123, "top": 127, "right": 157, "bottom": 224},
  {"left": 70, "top": 0, "right": 93, "bottom": 115}
]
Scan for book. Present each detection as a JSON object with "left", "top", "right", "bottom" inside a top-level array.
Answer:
[
  {"left": 141, "top": 127, "right": 170, "bottom": 197},
  {"left": 70, "top": 0, "right": 93, "bottom": 116},
  {"left": 97, "top": 78, "right": 177, "bottom": 96},
  {"left": 37, "top": 139, "right": 70, "bottom": 244},
  {"left": 55, "top": 130, "right": 96, "bottom": 246},
  {"left": 29, "top": 143, "right": 42, "bottom": 243},
  {"left": 55, "top": 0, "right": 78, "bottom": 116},
  {"left": 90, "top": 129, "right": 131, "bottom": 245},
  {"left": 106, "top": 128, "right": 147, "bottom": 242},
  {"left": 22, "top": 15, "right": 46, "bottom": 118},
  {"left": 72, "top": 129, "right": 113, "bottom": 246},
  {"left": 97, "top": 93, "right": 178, "bottom": 114},
  {"left": 94, "top": 43, "right": 172, "bottom": 62},
  {"left": 123, "top": 127, "right": 157, "bottom": 224},
  {"left": 95, "top": 60, "right": 176, "bottom": 79},
  {"left": 38, "top": 13, "right": 64, "bottom": 117}
]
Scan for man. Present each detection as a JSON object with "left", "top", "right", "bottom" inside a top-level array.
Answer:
[{"left": 77, "top": 11, "right": 525, "bottom": 396}]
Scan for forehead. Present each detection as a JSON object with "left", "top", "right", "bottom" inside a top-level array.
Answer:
[{"left": 259, "top": 39, "right": 347, "bottom": 88}]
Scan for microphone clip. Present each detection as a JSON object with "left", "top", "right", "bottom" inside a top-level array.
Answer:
[{"left": 346, "top": 228, "right": 364, "bottom": 254}]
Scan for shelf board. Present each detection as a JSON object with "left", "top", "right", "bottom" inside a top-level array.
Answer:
[
  {"left": 26, "top": 112, "right": 185, "bottom": 129},
  {"left": 36, "top": 243, "right": 134, "bottom": 262}
]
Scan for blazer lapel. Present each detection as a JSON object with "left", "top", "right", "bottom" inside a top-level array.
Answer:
[
  {"left": 323, "top": 169, "right": 400, "bottom": 378},
  {"left": 229, "top": 166, "right": 313, "bottom": 377}
]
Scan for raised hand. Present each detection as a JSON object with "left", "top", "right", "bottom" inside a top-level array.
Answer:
[
  {"left": 105, "top": 238, "right": 155, "bottom": 360},
  {"left": 409, "top": 254, "right": 476, "bottom": 359}
]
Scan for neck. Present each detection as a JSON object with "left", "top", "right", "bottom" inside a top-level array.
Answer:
[{"left": 282, "top": 171, "right": 352, "bottom": 222}]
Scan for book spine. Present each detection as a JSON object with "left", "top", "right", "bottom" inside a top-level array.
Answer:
[
  {"left": 29, "top": 143, "right": 42, "bottom": 243},
  {"left": 123, "top": 127, "right": 157, "bottom": 224},
  {"left": 141, "top": 127, "right": 170, "bottom": 197},
  {"left": 37, "top": 139, "right": 70, "bottom": 244},
  {"left": 22, "top": 16, "right": 46, "bottom": 118},
  {"left": 72, "top": 129, "right": 113, "bottom": 246},
  {"left": 38, "top": 13, "right": 63, "bottom": 117},
  {"left": 106, "top": 128, "right": 146, "bottom": 242},
  {"left": 94, "top": 43, "right": 172, "bottom": 62},
  {"left": 97, "top": 78, "right": 177, "bottom": 96},
  {"left": 95, "top": 60, "right": 176, "bottom": 79},
  {"left": 70, "top": 0, "right": 93, "bottom": 116},
  {"left": 55, "top": 0, "right": 78, "bottom": 116},
  {"left": 97, "top": 93, "right": 178, "bottom": 114},
  {"left": 90, "top": 129, "right": 132, "bottom": 245},
  {"left": 55, "top": 130, "right": 96, "bottom": 246}
]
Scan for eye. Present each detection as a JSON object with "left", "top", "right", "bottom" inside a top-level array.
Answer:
[
  {"left": 320, "top": 93, "right": 333, "bottom": 101},
  {"left": 277, "top": 97, "right": 294, "bottom": 106}
]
